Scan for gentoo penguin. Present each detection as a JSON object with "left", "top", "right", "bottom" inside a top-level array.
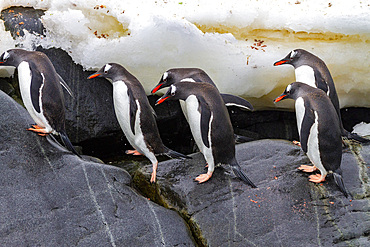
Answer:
[
  {"left": 87, "top": 63, "right": 190, "bottom": 183},
  {"left": 274, "top": 49, "right": 369, "bottom": 143},
  {"left": 0, "top": 49, "right": 80, "bottom": 157},
  {"left": 274, "top": 82, "right": 351, "bottom": 198},
  {"left": 151, "top": 68, "right": 254, "bottom": 112},
  {"left": 155, "top": 80, "right": 257, "bottom": 187}
]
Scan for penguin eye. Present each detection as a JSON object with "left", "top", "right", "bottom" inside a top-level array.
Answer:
[
  {"left": 170, "top": 85, "right": 176, "bottom": 96},
  {"left": 171, "top": 91, "right": 175, "bottom": 96}
]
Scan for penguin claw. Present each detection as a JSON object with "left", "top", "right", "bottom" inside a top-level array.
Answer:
[
  {"left": 298, "top": 165, "right": 318, "bottom": 173},
  {"left": 125, "top": 149, "right": 143, "bottom": 156},
  {"left": 195, "top": 172, "right": 213, "bottom": 183},
  {"left": 308, "top": 174, "right": 326, "bottom": 183}
]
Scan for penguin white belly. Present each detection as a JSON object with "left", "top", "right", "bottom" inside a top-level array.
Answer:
[
  {"left": 18, "top": 61, "right": 53, "bottom": 132},
  {"left": 295, "top": 97, "right": 305, "bottom": 135},
  {"left": 185, "top": 95, "right": 214, "bottom": 169},
  {"left": 113, "top": 81, "right": 156, "bottom": 163},
  {"left": 295, "top": 65, "right": 316, "bottom": 89},
  {"left": 306, "top": 111, "right": 326, "bottom": 175},
  {"left": 179, "top": 100, "right": 189, "bottom": 122}
]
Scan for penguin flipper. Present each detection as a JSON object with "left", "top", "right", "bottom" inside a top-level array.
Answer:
[
  {"left": 314, "top": 70, "right": 328, "bottom": 94},
  {"left": 163, "top": 147, "right": 192, "bottom": 159},
  {"left": 300, "top": 107, "right": 315, "bottom": 153},
  {"left": 57, "top": 73, "right": 74, "bottom": 97},
  {"left": 127, "top": 87, "right": 138, "bottom": 134},
  {"left": 221, "top": 94, "right": 254, "bottom": 111},
  {"left": 230, "top": 161, "right": 257, "bottom": 188},
  {"left": 59, "top": 131, "right": 81, "bottom": 158},
  {"left": 333, "top": 172, "right": 352, "bottom": 199},
  {"left": 29, "top": 61, "right": 43, "bottom": 113},
  {"left": 198, "top": 96, "right": 211, "bottom": 148}
]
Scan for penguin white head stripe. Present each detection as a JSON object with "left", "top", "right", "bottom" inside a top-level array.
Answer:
[
  {"left": 290, "top": 50, "right": 297, "bottom": 58},
  {"left": 3, "top": 51, "right": 10, "bottom": 61},
  {"left": 170, "top": 85, "right": 176, "bottom": 96},
  {"left": 286, "top": 84, "right": 292, "bottom": 93},
  {"left": 104, "top": 64, "right": 112, "bottom": 73},
  {"left": 180, "top": 78, "right": 196, "bottom": 83},
  {"left": 163, "top": 72, "right": 168, "bottom": 81}
]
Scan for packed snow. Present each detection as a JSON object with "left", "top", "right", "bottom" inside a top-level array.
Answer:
[{"left": 0, "top": 0, "right": 369, "bottom": 109}]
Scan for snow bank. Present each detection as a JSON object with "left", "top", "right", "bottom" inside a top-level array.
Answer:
[{"left": 0, "top": 0, "right": 369, "bottom": 109}]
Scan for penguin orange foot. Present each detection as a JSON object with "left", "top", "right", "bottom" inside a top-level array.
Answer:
[
  {"left": 309, "top": 174, "right": 326, "bottom": 183},
  {"left": 150, "top": 162, "right": 158, "bottom": 183},
  {"left": 27, "top": 125, "right": 50, "bottom": 136},
  {"left": 298, "top": 165, "right": 318, "bottom": 173},
  {"left": 195, "top": 171, "right": 213, "bottom": 183},
  {"left": 292, "top": 140, "right": 301, "bottom": 147},
  {"left": 126, "top": 150, "right": 143, "bottom": 156}
]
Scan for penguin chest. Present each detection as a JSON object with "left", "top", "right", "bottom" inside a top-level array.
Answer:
[
  {"left": 305, "top": 111, "right": 326, "bottom": 174},
  {"left": 17, "top": 61, "right": 53, "bottom": 132},
  {"left": 113, "top": 82, "right": 152, "bottom": 156},
  {"left": 295, "top": 65, "right": 316, "bottom": 89},
  {"left": 185, "top": 95, "right": 214, "bottom": 165}
]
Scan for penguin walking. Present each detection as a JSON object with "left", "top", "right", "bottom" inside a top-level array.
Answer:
[
  {"left": 274, "top": 82, "right": 351, "bottom": 198},
  {"left": 0, "top": 49, "right": 80, "bottom": 157},
  {"left": 155, "top": 80, "right": 256, "bottom": 187},
  {"left": 274, "top": 49, "right": 369, "bottom": 143},
  {"left": 152, "top": 68, "right": 254, "bottom": 112},
  {"left": 87, "top": 63, "right": 190, "bottom": 183}
]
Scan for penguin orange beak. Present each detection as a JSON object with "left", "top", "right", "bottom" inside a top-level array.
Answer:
[
  {"left": 151, "top": 83, "right": 163, "bottom": 94},
  {"left": 155, "top": 96, "right": 170, "bottom": 106},
  {"left": 274, "top": 94, "right": 287, "bottom": 103},
  {"left": 87, "top": 73, "right": 101, "bottom": 79},
  {"left": 273, "top": 60, "right": 289, "bottom": 66}
]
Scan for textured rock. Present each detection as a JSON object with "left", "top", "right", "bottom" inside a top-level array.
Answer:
[
  {"left": 0, "top": 90, "right": 195, "bottom": 246},
  {"left": 133, "top": 139, "right": 370, "bottom": 246}
]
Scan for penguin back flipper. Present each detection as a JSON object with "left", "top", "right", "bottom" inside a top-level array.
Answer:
[
  {"left": 59, "top": 131, "right": 81, "bottom": 158},
  {"left": 333, "top": 172, "right": 352, "bottom": 199},
  {"left": 221, "top": 93, "right": 254, "bottom": 111},
  {"left": 230, "top": 161, "right": 257, "bottom": 188},
  {"left": 163, "top": 147, "right": 192, "bottom": 160}
]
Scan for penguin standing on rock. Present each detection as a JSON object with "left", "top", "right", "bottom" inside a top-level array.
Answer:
[
  {"left": 274, "top": 82, "right": 351, "bottom": 198},
  {"left": 274, "top": 49, "right": 369, "bottom": 143},
  {"left": 156, "top": 80, "right": 257, "bottom": 187},
  {"left": 87, "top": 63, "right": 191, "bottom": 183},
  {"left": 0, "top": 49, "right": 80, "bottom": 157}
]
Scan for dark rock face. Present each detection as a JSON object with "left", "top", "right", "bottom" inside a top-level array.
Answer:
[
  {"left": 132, "top": 140, "right": 370, "bottom": 246},
  {"left": 0, "top": 90, "right": 196, "bottom": 246}
]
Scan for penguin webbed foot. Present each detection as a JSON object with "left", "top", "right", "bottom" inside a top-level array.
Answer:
[
  {"left": 292, "top": 140, "right": 301, "bottom": 147},
  {"left": 308, "top": 174, "right": 326, "bottom": 183},
  {"left": 195, "top": 171, "right": 213, "bottom": 183},
  {"left": 150, "top": 162, "right": 158, "bottom": 183},
  {"left": 126, "top": 149, "right": 143, "bottom": 156},
  {"left": 298, "top": 165, "right": 318, "bottom": 173},
  {"left": 27, "top": 124, "right": 50, "bottom": 136}
]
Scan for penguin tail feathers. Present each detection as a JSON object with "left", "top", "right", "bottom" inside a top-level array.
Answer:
[
  {"left": 230, "top": 161, "right": 257, "bottom": 188},
  {"left": 59, "top": 131, "right": 81, "bottom": 158},
  {"left": 163, "top": 147, "right": 192, "bottom": 160},
  {"left": 333, "top": 172, "right": 352, "bottom": 199},
  {"left": 345, "top": 130, "right": 370, "bottom": 144}
]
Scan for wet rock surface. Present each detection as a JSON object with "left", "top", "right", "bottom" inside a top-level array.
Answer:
[
  {"left": 132, "top": 140, "right": 370, "bottom": 246},
  {"left": 0, "top": 90, "right": 195, "bottom": 246}
]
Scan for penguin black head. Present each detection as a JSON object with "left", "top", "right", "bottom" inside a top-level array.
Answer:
[
  {"left": 274, "top": 82, "right": 305, "bottom": 103},
  {"left": 87, "top": 63, "right": 124, "bottom": 82},
  {"left": 273, "top": 49, "right": 312, "bottom": 67},
  {"left": 155, "top": 84, "right": 180, "bottom": 105},
  {"left": 0, "top": 49, "right": 23, "bottom": 67},
  {"left": 151, "top": 71, "right": 173, "bottom": 94}
]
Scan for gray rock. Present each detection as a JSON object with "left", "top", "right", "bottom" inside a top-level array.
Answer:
[
  {"left": 0, "top": 90, "right": 195, "bottom": 246},
  {"left": 134, "top": 139, "right": 370, "bottom": 246}
]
